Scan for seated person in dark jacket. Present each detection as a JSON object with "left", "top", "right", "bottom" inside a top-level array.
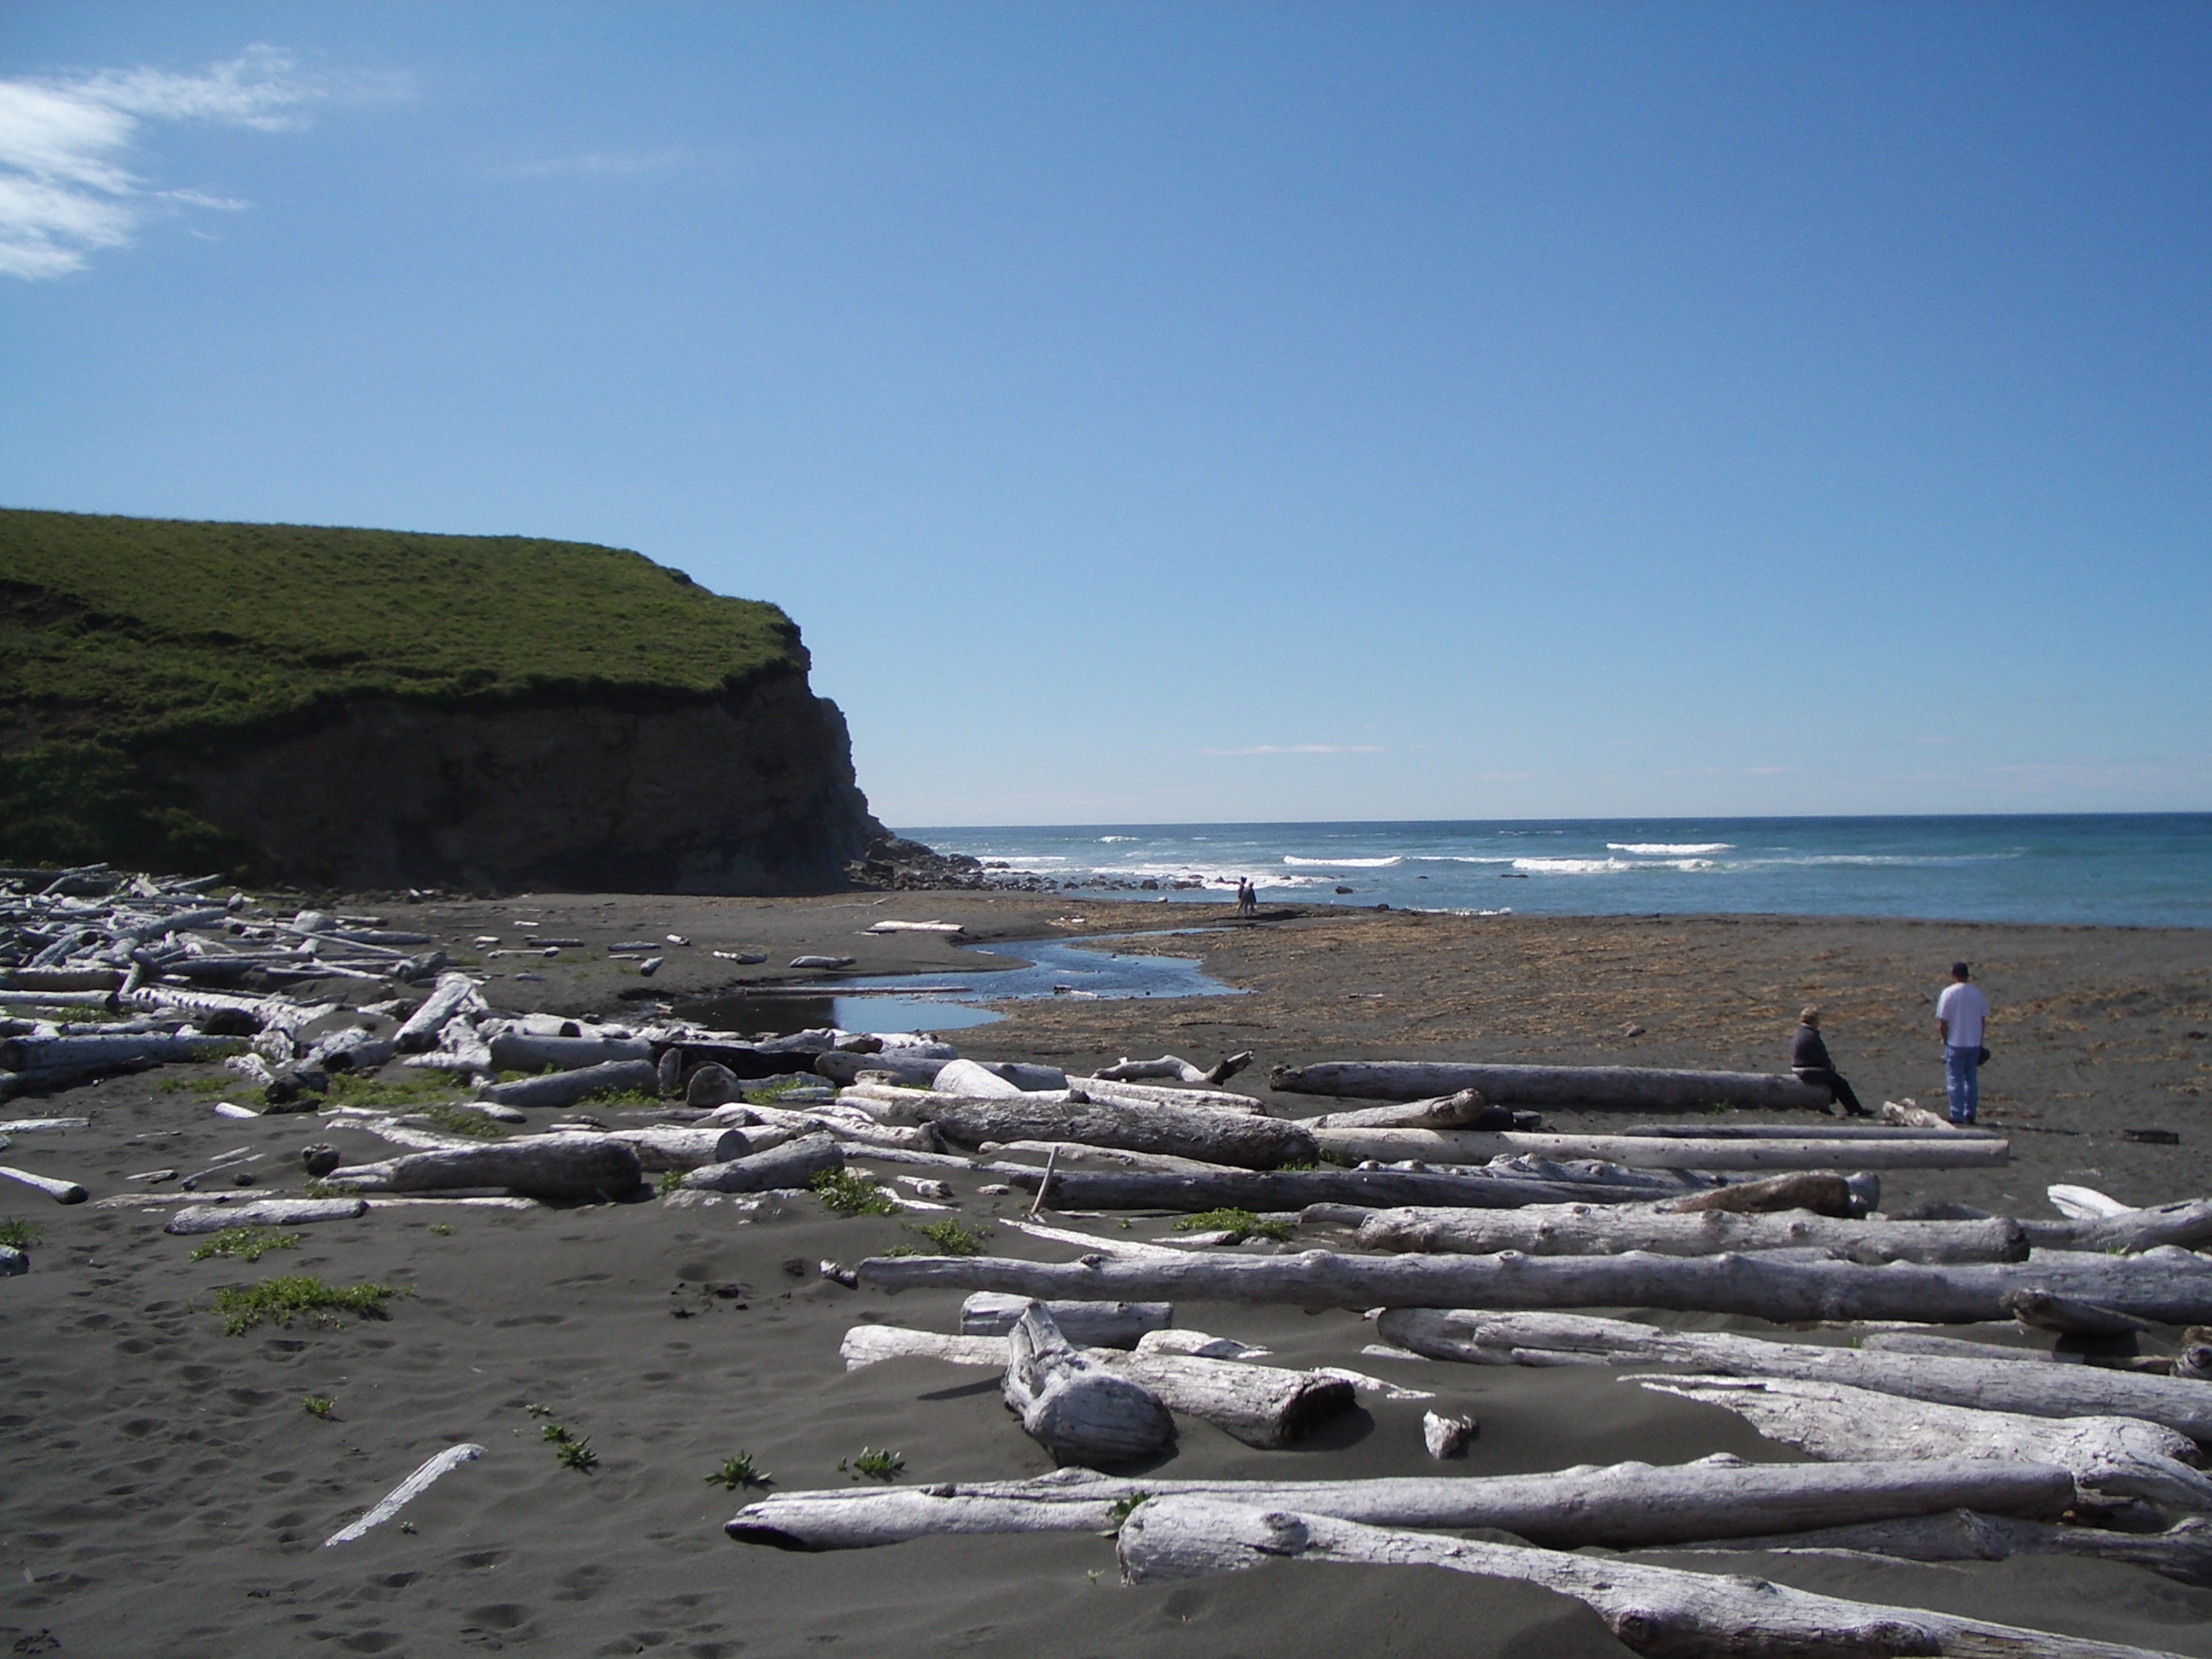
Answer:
[{"left": 1790, "top": 1005, "right": 1867, "bottom": 1116}]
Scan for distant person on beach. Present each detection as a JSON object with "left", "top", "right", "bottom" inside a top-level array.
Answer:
[
  {"left": 1936, "top": 962, "right": 1992, "bottom": 1125},
  {"left": 1789, "top": 1005, "right": 1867, "bottom": 1116},
  {"left": 1236, "top": 878, "right": 1256, "bottom": 915}
]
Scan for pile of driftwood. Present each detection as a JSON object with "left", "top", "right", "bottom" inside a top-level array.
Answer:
[{"left": 699, "top": 1052, "right": 2212, "bottom": 1656}]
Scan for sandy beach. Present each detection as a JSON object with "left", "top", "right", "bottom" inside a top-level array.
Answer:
[{"left": 3, "top": 893, "right": 2209, "bottom": 1656}]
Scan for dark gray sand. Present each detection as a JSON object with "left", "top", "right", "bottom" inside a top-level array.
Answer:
[{"left": 3, "top": 893, "right": 2209, "bottom": 1656}]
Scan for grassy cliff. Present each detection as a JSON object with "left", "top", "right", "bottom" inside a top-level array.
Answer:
[{"left": 0, "top": 509, "right": 808, "bottom": 873}]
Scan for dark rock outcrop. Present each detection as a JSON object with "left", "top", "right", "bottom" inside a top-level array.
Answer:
[{"left": 156, "top": 671, "right": 886, "bottom": 894}]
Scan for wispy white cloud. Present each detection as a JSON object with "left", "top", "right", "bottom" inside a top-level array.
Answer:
[
  {"left": 493, "top": 149, "right": 690, "bottom": 181},
  {"left": 1200, "top": 743, "right": 1386, "bottom": 757},
  {"left": 0, "top": 45, "right": 345, "bottom": 279}
]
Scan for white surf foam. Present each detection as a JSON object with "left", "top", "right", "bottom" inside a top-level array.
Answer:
[
  {"left": 1608, "top": 842, "right": 1734, "bottom": 856},
  {"left": 1283, "top": 855, "right": 1403, "bottom": 868}
]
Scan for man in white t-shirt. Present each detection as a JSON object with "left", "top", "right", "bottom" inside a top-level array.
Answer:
[{"left": 1935, "top": 961, "right": 1992, "bottom": 1125}]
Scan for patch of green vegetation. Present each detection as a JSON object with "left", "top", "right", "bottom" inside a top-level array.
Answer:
[
  {"left": 430, "top": 1223, "right": 454, "bottom": 1237},
  {"left": 704, "top": 1451, "right": 772, "bottom": 1491},
  {"left": 810, "top": 1168, "right": 895, "bottom": 1218},
  {"left": 542, "top": 1423, "right": 597, "bottom": 1472},
  {"left": 1175, "top": 1208, "right": 1292, "bottom": 1243},
  {"left": 0, "top": 508, "right": 804, "bottom": 870},
  {"left": 324, "top": 1071, "right": 461, "bottom": 1110},
  {"left": 415, "top": 1103, "right": 508, "bottom": 1140},
  {"left": 657, "top": 1168, "right": 687, "bottom": 1197},
  {"left": 584, "top": 1087, "right": 658, "bottom": 1109},
  {"left": 1316, "top": 1147, "right": 1356, "bottom": 1167},
  {"left": 302, "top": 1394, "right": 336, "bottom": 1419},
  {"left": 0, "top": 1218, "right": 38, "bottom": 1251},
  {"left": 189, "top": 1226, "right": 301, "bottom": 1262},
  {"left": 906, "top": 1218, "right": 989, "bottom": 1256},
  {"left": 743, "top": 1077, "right": 810, "bottom": 1106},
  {"left": 302, "top": 1179, "right": 361, "bottom": 1199},
  {"left": 213, "top": 1275, "right": 395, "bottom": 1336},
  {"left": 524, "top": 1402, "right": 554, "bottom": 1417},
  {"left": 161, "top": 1074, "right": 237, "bottom": 1096},
  {"left": 840, "top": 1447, "right": 903, "bottom": 1481}
]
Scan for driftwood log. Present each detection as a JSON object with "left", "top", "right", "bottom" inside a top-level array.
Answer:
[
  {"left": 917, "top": 1096, "right": 1313, "bottom": 1171},
  {"left": 857, "top": 1243, "right": 2212, "bottom": 1324},
  {"left": 1094, "top": 1052, "right": 1254, "bottom": 1086},
  {"left": 1376, "top": 1309, "right": 2212, "bottom": 1442},
  {"left": 1303, "top": 1090, "right": 1516, "bottom": 1131},
  {"left": 959, "top": 1293, "right": 1172, "bottom": 1346},
  {"left": 1004, "top": 1166, "right": 1653, "bottom": 1212},
  {"left": 724, "top": 1454, "right": 2073, "bottom": 1551},
  {"left": 1270, "top": 1060, "right": 1834, "bottom": 1112},
  {"left": 681, "top": 1131, "right": 843, "bottom": 1194},
  {"left": 1685, "top": 1508, "right": 2212, "bottom": 1589},
  {"left": 164, "top": 1197, "right": 369, "bottom": 1234},
  {"left": 576, "top": 1126, "right": 748, "bottom": 1171},
  {"left": 1116, "top": 1496, "right": 2176, "bottom": 1659},
  {"left": 840, "top": 1325, "right": 1356, "bottom": 1448},
  {"left": 2022, "top": 1198, "right": 2212, "bottom": 1255},
  {"left": 1353, "top": 1205, "right": 2029, "bottom": 1263},
  {"left": 0, "top": 1243, "right": 23, "bottom": 1275},
  {"left": 1311, "top": 1126, "right": 2006, "bottom": 1170},
  {"left": 1624, "top": 1121, "right": 2000, "bottom": 1141},
  {"left": 484, "top": 1032, "right": 651, "bottom": 1073},
  {"left": 1666, "top": 1172, "right": 1856, "bottom": 1216},
  {"left": 1002, "top": 1304, "right": 1174, "bottom": 1465},
  {"left": 393, "top": 975, "right": 483, "bottom": 1052},
  {"left": 1071, "top": 1077, "right": 1264, "bottom": 1115},
  {"left": 476, "top": 1058, "right": 659, "bottom": 1110},
  {"left": 0, "top": 1164, "right": 86, "bottom": 1204},
  {"left": 327, "top": 1135, "right": 642, "bottom": 1200},
  {"left": 1636, "top": 1375, "right": 2212, "bottom": 1511},
  {"left": 324, "top": 1444, "right": 483, "bottom": 1547}
]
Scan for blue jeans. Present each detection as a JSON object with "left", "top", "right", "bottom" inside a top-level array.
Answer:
[{"left": 1945, "top": 1045, "right": 1980, "bottom": 1123}]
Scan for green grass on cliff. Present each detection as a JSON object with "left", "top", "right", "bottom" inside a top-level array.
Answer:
[{"left": 0, "top": 509, "right": 804, "bottom": 870}]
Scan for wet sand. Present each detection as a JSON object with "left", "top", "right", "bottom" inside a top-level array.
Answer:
[{"left": 2, "top": 893, "right": 2209, "bottom": 1656}]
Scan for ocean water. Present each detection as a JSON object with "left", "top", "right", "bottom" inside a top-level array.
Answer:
[{"left": 903, "top": 816, "right": 2212, "bottom": 928}]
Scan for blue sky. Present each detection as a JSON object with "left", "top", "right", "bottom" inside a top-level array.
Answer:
[{"left": 3, "top": 4, "right": 2207, "bottom": 827}]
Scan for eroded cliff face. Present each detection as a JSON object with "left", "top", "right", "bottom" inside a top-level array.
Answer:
[{"left": 156, "top": 670, "right": 886, "bottom": 894}]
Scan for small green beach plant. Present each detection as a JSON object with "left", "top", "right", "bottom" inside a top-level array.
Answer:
[
  {"left": 542, "top": 1423, "right": 597, "bottom": 1472},
  {"left": 214, "top": 1276, "right": 395, "bottom": 1336},
  {"left": 415, "top": 1103, "right": 508, "bottom": 1140},
  {"left": 906, "top": 1218, "right": 988, "bottom": 1256},
  {"left": 705, "top": 1452, "right": 772, "bottom": 1490},
  {"left": 1174, "top": 1208, "right": 1291, "bottom": 1243},
  {"left": 1099, "top": 1492, "right": 1153, "bottom": 1536},
  {"left": 0, "top": 1219, "right": 38, "bottom": 1251},
  {"left": 841, "top": 1447, "right": 904, "bottom": 1481},
  {"left": 302, "top": 1395, "right": 336, "bottom": 1419},
  {"left": 810, "top": 1168, "right": 896, "bottom": 1218},
  {"left": 189, "top": 1226, "right": 300, "bottom": 1262}
]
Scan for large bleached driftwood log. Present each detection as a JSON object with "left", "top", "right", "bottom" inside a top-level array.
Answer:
[
  {"left": 1271, "top": 1060, "right": 1835, "bottom": 1112},
  {"left": 476, "top": 1058, "right": 660, "bottom": 1110},
  {"left": 1002, "top": 1304, "right": 1174, "bottom": 1466},
  {"left": 681, "top": 1131, "right": 843, "bottom": 1194},
  {"left": 960, "top": 1292, "right": 1172, "bottom": 1346},
  {"left": 484, "top": 1031, "right": 651, "bottom": 1072},
  {"left": 1303, "top": 1089, "right": 1506, "bottom": 1131},
  {"left": 858, "top": 1243, "right": 2212, "bottom": 1324},
  {"left": 327, "top": 1135, "right": 642, "bottom": 1201},
  {"left": 393, "top": 975, "right": 484, "bottom": 1052},
  {"left": 917, "top": 1096, "right": 1313, "bottom": 1171},
  {"left": 1624, "top": 1121, "right": 2002, "bottom": 1141},
  {"left": 1073, "top": 1077, "right": 1264, "bottom": 1114},
  {"left": 816, "top": 1051, "right": 949, "bottom": 1088},
  {"left": 1636, "top": 1375, "right": 2212, "bottom": 1511},
  {"left": 1311, "top": 1126, "right": 2006, "bottom": 1170},
  {"left": 724, "top": 1455, "right": 2072, "bottom": 1552},
  {"left": 1684, "top": 1508, "right": 2212, "bottom": 1589},
  {"left": 2022, "top": 1198, "right": 2212, "bottom": 1255},
  {"left": 1354, "top": 1205, "right": 2029, "bottom": 1264},
  {"left": 0, "top": 1030, "right": 232, "bottom": 1072},
  {"left": 1376, "top": 1309, "right": 2212, "bottom": 1442},
  {"left": 164, "top": 1197, "right": 369, "bottom": 1234},
  {"left": 590, "top": 1126, "right": 749, "bottom": 1171},
  {"left": 841, "top": 1324, "right": 1356, "bottom": 1448},
  {"left": 1004, "top": 1166, "right": 1653, "bottom": 1212},
  {"left": 1116, "top": 1496, "right": 2178, "bottom": 1659}
]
